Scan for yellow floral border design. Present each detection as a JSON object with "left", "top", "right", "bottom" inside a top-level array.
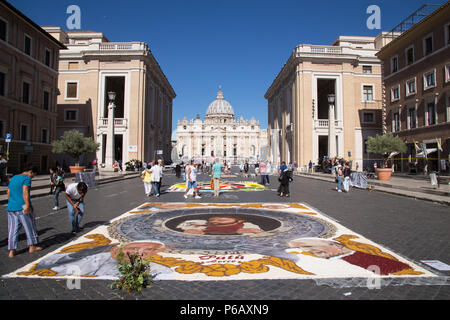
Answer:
[
  {"left": 136, "top": 202, "right": 315, "bottom": 214},
  {"left": 150, "top": 254, "right": 314, "bottom": 277}
]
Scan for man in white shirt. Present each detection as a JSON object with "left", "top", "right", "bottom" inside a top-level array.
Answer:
[
  {"left": 65, "top": 182, "right": 88, "bottom": 234},
  {"left": 150, "top": 159, "right": 164, "bottom": 197},
  {"left": 184, "top": 160, "right": 201, "bottom": 199}
]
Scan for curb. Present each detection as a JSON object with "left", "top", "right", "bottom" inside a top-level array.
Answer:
[{"left": 295, "top": 173, "right": 450, "bottom": 206}]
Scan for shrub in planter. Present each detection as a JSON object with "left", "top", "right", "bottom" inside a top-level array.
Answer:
[
  {"left": 365, "top": 133, "right": 407, "bottom": 180},
  {"left": 52, "top": 130, "right": 100, "bottom": 172}
]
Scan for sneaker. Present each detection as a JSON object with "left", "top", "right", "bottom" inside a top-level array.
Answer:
[
  {"left": 338, "top": 190, "right": 342, "bottom": 192},
  {"left": 195, "top": 196, "right": 202, "bottom": 199},
  {"left": 184, "top": 194, "right": 188, "bottom": 199},
  {"left": 52, "top": 206, "right": 58, "bottom": 211}
]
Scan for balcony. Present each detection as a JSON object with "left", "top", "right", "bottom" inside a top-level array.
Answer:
[
  {"left": 296, "top": 45, "right": 343, "bottom": 55},
  {"left": 314, "top": 119, "right": 342, "bottom": 129},
  {"left": 98, "top": 118, "right": 128, "bottom": 129}
]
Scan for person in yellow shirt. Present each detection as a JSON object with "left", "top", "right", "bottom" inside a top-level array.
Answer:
[{"left": 141, "top": 163, "right": 153, "bottom": 196}]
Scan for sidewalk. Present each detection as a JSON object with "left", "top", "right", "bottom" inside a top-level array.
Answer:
[
  {"left": 0, "top": 170, "right": 140, "bottom": 205},
  {"left": 295, "top": 171, "right": 450, "bottom": 206}
]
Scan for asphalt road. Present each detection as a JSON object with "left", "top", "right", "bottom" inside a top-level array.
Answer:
[{"left": 0, "top": 168, "right": 449, "bottom": 305}]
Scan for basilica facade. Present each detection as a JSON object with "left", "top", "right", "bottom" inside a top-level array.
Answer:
[{"left": 175, "top": 88, "right": 267, "bottom": 164}]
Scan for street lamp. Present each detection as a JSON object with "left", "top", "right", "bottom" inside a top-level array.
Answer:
[
  {"left": 327, "top": 94, "right": 336, "bottom": 159},
  {"left": 105, "top": 91, "right": 116, "bottom": 170}
]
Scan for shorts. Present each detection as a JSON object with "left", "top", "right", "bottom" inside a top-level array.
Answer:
[{"left": 187, "top": 181, "right": 197, "bottom": 189}]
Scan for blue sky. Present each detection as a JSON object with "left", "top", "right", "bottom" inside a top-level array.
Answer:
[{"left": 9, "top": 0, "right": 446, "bottom": 132}]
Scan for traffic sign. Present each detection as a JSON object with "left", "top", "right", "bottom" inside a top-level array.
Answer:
[{"left": 5, "top": 133, "right": 11, "bottom": 143}]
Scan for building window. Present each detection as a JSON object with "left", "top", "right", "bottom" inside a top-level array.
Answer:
[
  {"left": 64, "top": 110, "right": 78, "bottom": 121},
  {"left": 362, "top": 111, "right": 375, "bottom": 123},
  {"left": 0, "top": 71, "right": 5, "bottom": 96},
  {"left": 391, "top": 56, "right": 398, "bottom": 73},
  {"left": 393, "top": 111, "right": 400, "bottom": 132},
  {"left": 447, "top": 94, "right": 450, "bottom": 122},
  {"left": 68, "top": 62, "right": 79, "bottom": 70},
  {"left": 446, "top": 23, "right": 450, "bottom": 45},
  {"left": 43, "top": 90, "right": 50, "bottom": 110},
  {"left": 0, "top": 18, "right": 7, "bottom": 41},
  {"left": 363, "top": 66, "right": 372, "bottom": 74},
  {"left": 362, "top": 85, "right": 374, "bottom": 102},
  {"left": 445, "top": 64, "right": 450, "bottom": 83},
  {"left": 0, "top": 120, "right": 5, "bottom": 138},
  {"left": 406, "top": 46, "right": 414, "bottom": 65},
  {"left": 22, "top": 81, "right": 31, "bottom": 104},
  {"left": 423, "top": 35, "right": 433, "bottom": 56},
  {"left": 391, "top": 86, "right": 400, "bottom": 102},
  {"left": 24, "top": 35, "right": 32, "bottom": 55},
  {"left": 45, "top": 49, "right": 52, "bottom": 67},
  {"left": 426, "top": 102, "right": 436, "bottom": 126},
  {"left": 406, "top": 78, "right": 416, "bottom": 96},
  {"left": 423, "top": 70, "right": 436, "bottom": 90},
  {"left": 408, "top": 108, "right": 416, "bottom": 129},
  {"left": 66, "top": 81, "right": 78, "bottom": 99},
  {"left": 20, "top": 124, "right": 29, "bottom": 141},
  {"left": 41, "top": 128, "right": 48, "bottom": 144}
]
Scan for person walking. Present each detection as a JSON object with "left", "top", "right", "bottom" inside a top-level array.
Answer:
[
  {"left": 184, "top": 160, "right": 201, "bottom": 199},
  {"left": 52, "top": 167, "right": 65, "bottom": 210},
  {"left": 6, "top": 164, "right": 42, "bottom": 257},
  {"left": 212, "top": 158, "right": 224, "bottom": 198},
  {"left": 336, "top": 165, "right": 344, "bottom": 192},
  {"left": 175, "top": 163, "right": 181, "bottom": 179},
  {"left": 244, "top": 161, "right": 249, "bottom": 178},
  {"left": 65, "top": 182, "right": 88, "bottom": 234},
  {"left": 150, "top": 159, "right": 164, "bottom": 197},
  {"left": 266, "top": 161, "right": 272, "bottom": 185},
  {"left": 259, "top": 161, "right": 267, "bottom": 185},
  {"left": 141, "top": 164, "right": 153, "bottom": 196},
  {"left": 278, "top": 168, "right": 293, "bottom": 197},
  {"left": 343, "top": 162, "right": 352, "bottom": 193}
]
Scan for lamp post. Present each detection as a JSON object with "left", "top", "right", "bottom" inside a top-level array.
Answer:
[
  {"left": 105, "top": 91, "right": 116, "bottom": 170},
  {"left": 327, "top": 94, "right": 336, "bottom": 159}
]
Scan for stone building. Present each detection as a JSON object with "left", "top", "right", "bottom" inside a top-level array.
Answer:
[
  {"left": 43, "top": 27, "right": 175, "bottom": 167},
  {"left": 376, "top": 3, "right": 450, "bottom": 174},
  {"left": 265, "top": 36, "right": 384, "bottom": 171},
  {"left": 175, "top": 88, "right": 267, "bottom": 164},
  {"left": 0, "top": 1, "right": 65, "bottom": 174}
]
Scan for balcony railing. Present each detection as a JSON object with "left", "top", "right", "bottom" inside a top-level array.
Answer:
[
  {"left": 314, "top": 119, "right": 342, "bottom": 128},
  {"left": 98, "top": 118, "right": 128, "bottom": 129},
  {"left": 296, "top": 45, "right": 343, "bottom": 55}
]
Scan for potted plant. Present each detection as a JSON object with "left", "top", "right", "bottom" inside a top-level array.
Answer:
[
  {"left": 365, "top": 133, "right": 407, "bottom": 181},
  {"left": 52, "top": 130, "right": 100, "bottom": 173}
]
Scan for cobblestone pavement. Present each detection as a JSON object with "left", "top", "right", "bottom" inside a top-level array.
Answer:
[{"left": 1, "top": 169, "right": 449, "bottom": 304}]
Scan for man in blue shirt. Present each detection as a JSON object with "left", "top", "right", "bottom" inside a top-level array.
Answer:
[
  {"left": 6, "top": 164, "right": 42, "bottom": 258},
  {"left": 212, "top": 158, "right": 224, "bottom": 198}
]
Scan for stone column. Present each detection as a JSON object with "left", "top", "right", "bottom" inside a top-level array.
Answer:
[
  {"left": 328, "top": 102, "right": 336, "bottom": 158},
  {"left": 104, "top": 102, "right": 115, "bottom": 170}
]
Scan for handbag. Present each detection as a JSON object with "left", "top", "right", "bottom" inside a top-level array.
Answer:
[{"left": 210, "top": 177, "right": 214, "bottom": 189}]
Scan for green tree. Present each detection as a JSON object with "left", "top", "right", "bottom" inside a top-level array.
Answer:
[
  {"left": 52, "top": 130, "right": 99, "bottom": 166},
  {"left": 365, "top": 133, "right": 407, "bottom": 167}
]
